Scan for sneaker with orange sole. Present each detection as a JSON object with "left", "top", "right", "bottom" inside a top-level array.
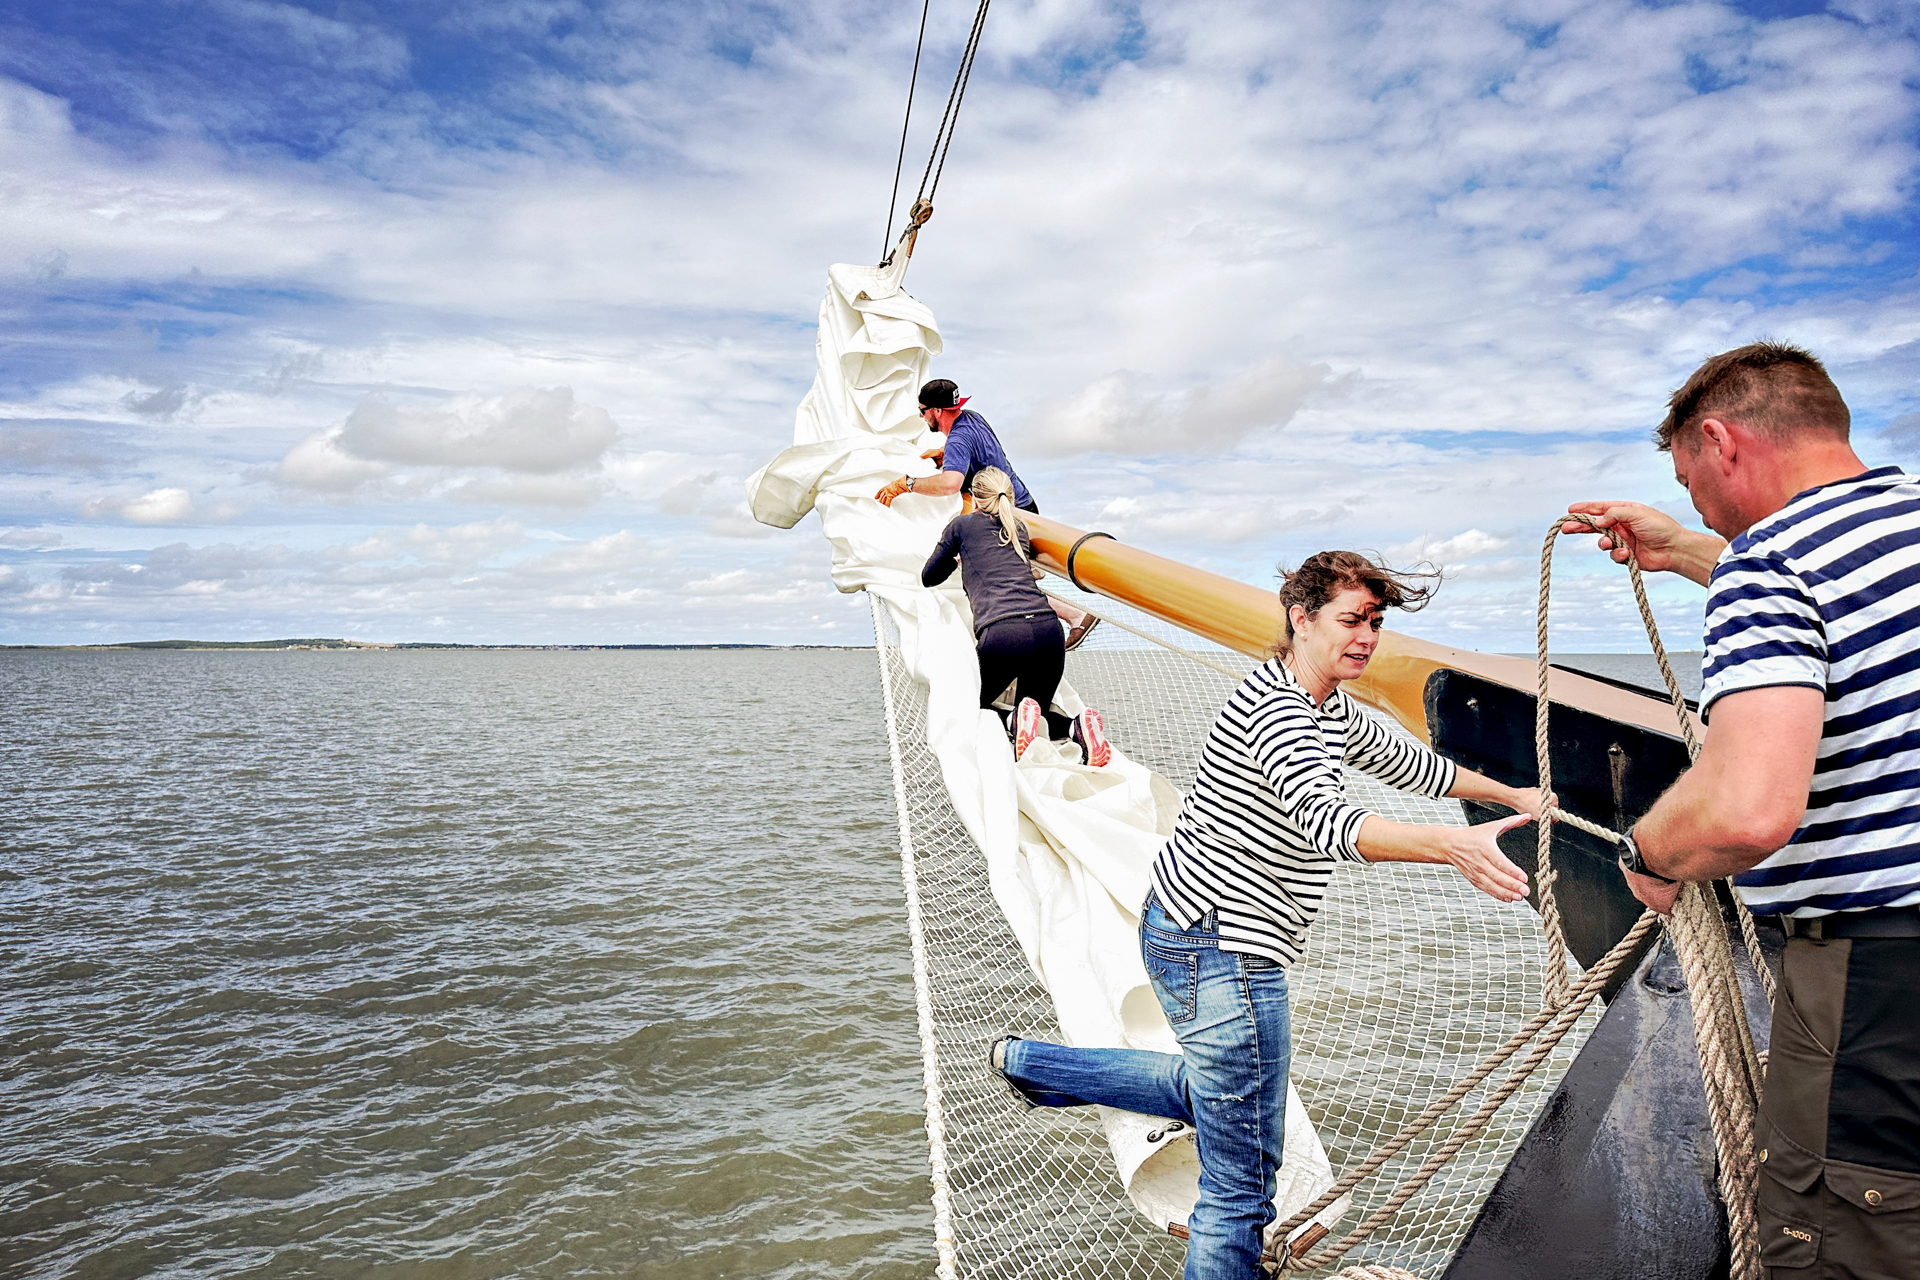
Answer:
[
  {"left": 1074, "top": 708, "right": 1111, "bottom": 768},
  {"left": 1013, "top": 697, "right": 1044, "bottom": 761}
]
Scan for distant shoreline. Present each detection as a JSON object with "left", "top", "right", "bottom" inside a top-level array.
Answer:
[{"left": 1, "top": 640, "right": 874, "bottom": 652}]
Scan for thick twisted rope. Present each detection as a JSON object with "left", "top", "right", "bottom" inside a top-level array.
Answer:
[
  {"left": 1545, "top": 516, "right": 1774, "bottom": 1003},
  {"left": 1271, "top": 912, "right": 1658, "bottom": 1273},
  {"left": 1535, "top": 515, "right": 1764, "bottom": 1280}
]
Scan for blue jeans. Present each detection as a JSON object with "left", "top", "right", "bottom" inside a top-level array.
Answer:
[{"left": 1000, "top": 893, "right": 1292, "bottom": 1280}]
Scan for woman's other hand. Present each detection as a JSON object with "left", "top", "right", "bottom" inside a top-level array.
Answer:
[
  {"left": 1443, "top": 813, "right": 1533, "bottom": 903},
  {"left": 1504, "top": 786, "right": 1545, "bottom": 824}
]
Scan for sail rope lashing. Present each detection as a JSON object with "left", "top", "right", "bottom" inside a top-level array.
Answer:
[
  {"left": 1267, "top": 514, "right": 1772, "bottom": 1278},
  {"left": 880, "top": 0, "right": 934, "bottom": 259}
]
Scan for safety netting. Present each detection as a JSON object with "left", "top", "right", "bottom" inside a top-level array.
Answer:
[{"left": 871, "top": 576, "right": 1602, "bottom": 1279}]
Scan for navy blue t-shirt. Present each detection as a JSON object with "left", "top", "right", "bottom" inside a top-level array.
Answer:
[{"left": 942, "top": 410, "right": 1035, "bottom": 510}]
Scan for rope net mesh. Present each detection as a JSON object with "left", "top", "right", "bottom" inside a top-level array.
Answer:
[{"left": 873, "top": 579, "right": 1603, "bottom": 1278}]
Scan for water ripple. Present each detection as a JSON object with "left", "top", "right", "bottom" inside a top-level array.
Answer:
[{"left": 2, "top": 649, "right": 933, "bottom": 1279}]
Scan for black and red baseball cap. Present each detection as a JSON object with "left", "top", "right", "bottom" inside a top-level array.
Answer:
[{"left": 918, "top": 379, "right": 970, "bottom": 410}]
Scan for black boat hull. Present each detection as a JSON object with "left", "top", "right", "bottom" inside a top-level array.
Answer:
[{"left": 1426, "top": 668, "right": 1774, "bottom": 1280}]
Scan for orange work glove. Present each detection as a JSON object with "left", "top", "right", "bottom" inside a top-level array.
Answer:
[{"left": 875, "top": 477, "right": 911, "bottom": 506}]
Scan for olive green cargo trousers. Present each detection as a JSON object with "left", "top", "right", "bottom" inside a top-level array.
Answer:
[{"left": 1757, "top": 936, "right": 1920, "bottom": 1278}]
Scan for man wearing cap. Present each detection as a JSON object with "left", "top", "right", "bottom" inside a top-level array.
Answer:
[
  {"left": 1565, "top": 341, "right": 1920, "bottom": 1279},
  {"left": 875, "top": 379, "right": 1033, "bottom": 507},
  {"left": 878, "top": 378, "right": 1096, "bottom": 647}
]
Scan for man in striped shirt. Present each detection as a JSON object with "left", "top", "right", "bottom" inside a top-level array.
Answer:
[{"left": 1568, "top": 342, "right": 1919, "bottom": 1278}]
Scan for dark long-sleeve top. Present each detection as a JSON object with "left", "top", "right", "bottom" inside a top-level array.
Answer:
[
  {"left": 1151, "top": 657, "right": 1458, "bottom": 966},
  {"left": 921, "top": 511, "right": 1053, "bottom": 634}
]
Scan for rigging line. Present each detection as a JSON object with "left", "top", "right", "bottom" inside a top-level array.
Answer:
[
  {"left": 925, "top": 0, "right": 991, "bottom": 203},
  {"left": 882, "top": 0, "right": 935, "bottom": 259},
  {"left": 911, "top": 0, "right": 993, "bottom": 208}
]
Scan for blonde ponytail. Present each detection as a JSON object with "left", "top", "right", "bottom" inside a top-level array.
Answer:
[{"left": 969, "top": 467, "right": 1029, "bottom": 561}]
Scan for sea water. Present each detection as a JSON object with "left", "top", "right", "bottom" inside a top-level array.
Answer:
[
  {"left": 1, "top": 646, "right": 1699, "bottom": 1279},
  {"left": 2, "top": 649, "right": 930, "bottom": 1280}
]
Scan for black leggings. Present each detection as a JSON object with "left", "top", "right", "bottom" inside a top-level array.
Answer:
[{"left": 977, "top": 613, "right": 1073, "bottom": 740}]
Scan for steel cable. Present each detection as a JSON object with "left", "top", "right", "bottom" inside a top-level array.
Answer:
[{"left": 881, "top": 0, "right": 934, "bottom": 259}]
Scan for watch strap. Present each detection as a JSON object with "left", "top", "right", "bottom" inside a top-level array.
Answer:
[{"left": 1618, "top": 830, "right": 1676, "bottom": 884}]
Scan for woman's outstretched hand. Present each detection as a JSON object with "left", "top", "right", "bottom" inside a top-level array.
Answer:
[{"left": 1444, "top": 812, "right": 1533, "bottom": 903}]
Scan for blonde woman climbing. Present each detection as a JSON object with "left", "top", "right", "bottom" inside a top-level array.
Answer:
[
  {"left": 877, "top": 378, "right": 1099, "bottom": 650},
  {"left": 920, "top": 467, "right": 1111, "bottom": 766}
]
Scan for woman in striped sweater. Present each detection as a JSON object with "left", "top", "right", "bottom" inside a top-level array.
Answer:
[{"left": 992, "top": 550, "right": 1542, "bottom": 1280}]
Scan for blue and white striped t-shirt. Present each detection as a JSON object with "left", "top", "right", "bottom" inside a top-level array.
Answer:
[
  {"left": 1151, "top": 658, "right": 1458, "bottom": 965},
  {"left": 1700, "top": 465, "right": 1920, "bottom": 917}
]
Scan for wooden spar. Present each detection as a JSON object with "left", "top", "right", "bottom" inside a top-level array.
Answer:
[{"left": 1021, "top": 513, "right": 1703, "bottom": 745}]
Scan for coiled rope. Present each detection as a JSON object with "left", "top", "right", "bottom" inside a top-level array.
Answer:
[{"left": 1266, "top": 514, "right": 1768, "bottom": 1280}]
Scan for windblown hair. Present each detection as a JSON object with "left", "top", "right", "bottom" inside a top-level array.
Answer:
[
  {"left": 1656, "top": 341, "right": 1850, "bottom": 452},
  {"left": 970, "top": 467, "right": 1029, "bottom": 562},
  {"left": 1276, "top": 550, "right": 1437, "bottom": 652}
]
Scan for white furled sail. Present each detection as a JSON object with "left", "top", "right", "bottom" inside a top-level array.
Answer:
[
  {"left": 753, "top": 255, "right": 1606, "bottom": 1280},
  {"left": 748, "top": 257, "right": 1347, "bottom": 1261}
]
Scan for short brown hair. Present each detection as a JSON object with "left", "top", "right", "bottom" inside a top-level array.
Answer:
[
  {"left": 1656, "top": 341, "right": 1849, "bottom": 451},
  {"left": 1277, "top": 550, "right": 1437, "bottom": 650}
]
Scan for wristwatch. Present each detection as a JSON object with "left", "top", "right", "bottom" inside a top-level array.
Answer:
[
  {"left": 1617, "top": 829, "right": 1675, "bottom": 884},
  {"left": 905, "top": 476, "right": 915, "bottom": 492}
]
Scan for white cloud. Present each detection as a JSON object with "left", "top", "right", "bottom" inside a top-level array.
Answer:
[
  {"left": 82, "top": 487, "right": 196, "bottom": 524},
  {"left": 447, "top": 474, "right": 606, "bottom": 508},
  {"left": 330, "top": 520, "right": 527, "bottom": 567},
  {"left": 510, "top": 531, "right": 660, "bottom": 578},
  {"left": 275, "top": 432, "right": 387, "bottom": 492},
  {"left": 334, "top": 387, "right": 618, "bottom": 474},
  {"left": 1389, "top": 529, "right": 1515, "bottom": 571},
  {"left": 275, "top": 388, "right": 621, "bottom": 503},
  {"left": 61, "top": 541, "right": 288, "bottom": 590},
  {"left": 1024, "top": 355, "right": 1331, "bottom": 457},
  {"left": 0, "top": 1, "right": 1916, "bottom": 645}
]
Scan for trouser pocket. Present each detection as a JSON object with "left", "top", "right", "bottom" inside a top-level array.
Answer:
[
  {"left": 1758, "top": 1115, "right": 1824, "bottom": 1270},
  {"left": 1817, "top": 1158, "right": 1920, "bottom": 1280},
  {"left": 1143, "top": 936, "right": 1199, "bottom": 1025},
  {"left": 1758, "top": 1117, "right": 1920, "bottom": 1277}
]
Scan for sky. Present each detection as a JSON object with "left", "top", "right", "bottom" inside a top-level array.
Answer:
[{"left": 1, "top": 0, "right": 1916, "bottom": 649}]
